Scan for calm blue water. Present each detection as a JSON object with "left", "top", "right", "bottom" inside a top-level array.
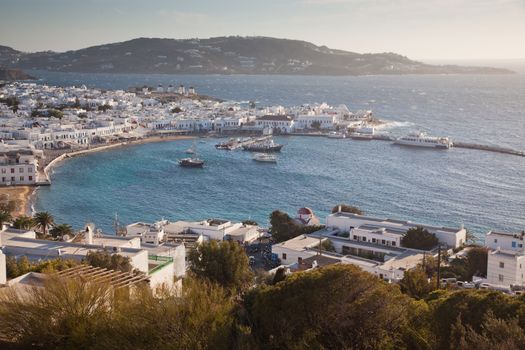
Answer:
[{"left": 31, "top": 71, "right": 525, "bottom": 237}]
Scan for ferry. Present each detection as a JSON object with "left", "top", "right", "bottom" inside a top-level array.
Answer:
[
  {"left": 252, "top": 153, "right": 277, "bottom": 163},
  {"left": 394, "top": 132, "right": 451, "bottom": 149},
  {"left": 242, "top": 138, "right": 283, "bottom": 152},
  {"left": 178, "top": 157, "right": 204, "bottom": 168}
]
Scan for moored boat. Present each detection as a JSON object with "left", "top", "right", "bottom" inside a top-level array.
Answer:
[
  {"left": 242, "top": 138, "right": 283, "bottom": 152},
  {"left": 394, "top": 132, "right": 451, "bottom": 149},
  {"left": 178, "top": 157, "right": 204, "bottom": 168},
  {"left": 252, "top": 153, "right": 277, "bottom": 163}
]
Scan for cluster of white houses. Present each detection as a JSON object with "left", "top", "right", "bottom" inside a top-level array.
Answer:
[
  {"left": 271, "top": 209, "right": 525, "bottom": 291},
  {"left": 0, "top": 82, "right": 377, "bottom": 186},
  {"left": 272, "top": 210, "right": 467, "bottom": 282},
  {"left": 0, "top": 216, "right": 264, "bottom": 291}
]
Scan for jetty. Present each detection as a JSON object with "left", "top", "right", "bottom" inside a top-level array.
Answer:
[{"left": 452, "top": 142, "right": 525, "bottom": 157}]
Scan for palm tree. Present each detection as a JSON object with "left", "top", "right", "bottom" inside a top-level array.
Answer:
[
  {"left": 33, "top": 212, "right": 55, "bottom": 236},
  {"left": 0, "top": 210, "right": 12, "bottom": 229},
  {"left": 50, "top": 224, "right": 73, "bottom": 239},
  {"left": 12, "top": 215, "right": 35, "bottom": 230}
]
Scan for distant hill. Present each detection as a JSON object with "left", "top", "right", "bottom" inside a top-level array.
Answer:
[
  {"left": 0, "top": 37, "right": 514, "bottom": 75},
  {"left": 0, "top": 67, "right": 35, "bottom": 81}
]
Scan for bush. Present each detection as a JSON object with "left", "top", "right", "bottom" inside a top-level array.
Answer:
[{"left": 85, "top": 250, "right": 133, "bottom": 273}]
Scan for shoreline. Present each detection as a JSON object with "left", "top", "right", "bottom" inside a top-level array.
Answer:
[{"left": 26, "top": 134, "right": 196, "bottom": 218}]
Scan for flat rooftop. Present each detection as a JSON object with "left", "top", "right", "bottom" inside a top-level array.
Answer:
[
  {"left": 273, "top": 235, "right": 320, "bottom": 251},
  {"left": 329, "top": 212, "right": 461, "bottom": 234}
]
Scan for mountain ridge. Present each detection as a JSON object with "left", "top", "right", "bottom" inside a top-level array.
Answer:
[{"left": 0, "top": 36, "right": 514, "bottom": 75}]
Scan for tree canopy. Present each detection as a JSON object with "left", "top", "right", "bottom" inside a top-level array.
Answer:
[
  {"left": 12, "top": 215, "right": 34, "bottom": 230},
  {"left": 402, "top": 226, "right": 439, "bottom": 250},
  {"left": 85, "top": 250, "right": 133, "bottom": 273},
  {"left": 188, "top": 240, "right": 253, "bottom": 292},
  {"left": 33, "top": 211, "right": 55, "bottom": 236},
  {"left": 331, "top": 204, "right": 364, "bottom": 215},
  {"left": 242, "top": 264, "right": 427, "bottom": 349}
]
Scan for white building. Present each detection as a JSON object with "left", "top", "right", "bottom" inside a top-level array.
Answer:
[
  {"left": 0, "top": 142, "right": 41, "bottom": 186},
  {"left": 255, "top": 115, "right": 294, "bottom": 134},
  {"left": 294, "top": 114, "right": 337, "bottom": 130},
  {"left": 326, "top": 211, "right": 466, "bottom": 249},
  {"left": 162, "top": 219, "right": 260, "bottom": 243},
  {"left": 485, "top": 230, "right": 525, "bottom": 288},
  {"left": 486, "top": 249, "right": 525, "bottom": 287},
  {"left": 126, "top": 222, "right": 165, "bottom": 245}
]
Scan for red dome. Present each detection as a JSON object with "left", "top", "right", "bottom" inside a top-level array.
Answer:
[{"left": 298, "top": 207, "right": 313, "bottom": 215}]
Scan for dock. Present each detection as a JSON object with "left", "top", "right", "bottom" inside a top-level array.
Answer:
[{"left": 452, "top": 142, "right": 525, "bottom": 157}]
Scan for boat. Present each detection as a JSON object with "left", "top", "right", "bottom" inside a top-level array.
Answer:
[
  {"left": 185, "top": 140, "right": 196, "bottom": 154},
  {"left": 180, "top": 140, "right": 205, "bottom": 167},
  {"left": 215, "top": 138, "right": 237, "bottom": 150},
  {"left": 394, "top": 132, "right": 451, "bottom": 149},
  {"left": 327, "top": 131, "right": 346, "bottom": 139},
  {"left": 178, "top": 157, "right": 204, "bottom": 168},
  {"left": 252, "top": 153, "right": 277, "bottom": 163},
  {"left": 242, "top": 138, "right": 283, "bottom": 152},
  {"left": 350, "top": 133, "right": 373, "bottom": 141}
]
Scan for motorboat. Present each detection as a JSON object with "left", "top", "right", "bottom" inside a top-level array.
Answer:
[
  {"left": 178, "top": 157, "right": 204, "bottom": 168},
  {"left": 252, "top": 153, "right": 277, "bottom": 163}
]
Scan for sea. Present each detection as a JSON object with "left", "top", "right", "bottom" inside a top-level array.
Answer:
[{"left": 29, "top": 71, "right": 525, "bottom": 238}]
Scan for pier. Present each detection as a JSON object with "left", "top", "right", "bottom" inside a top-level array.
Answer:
[{"left": 452, "top": 142, "right": 525, "bottom": 157}]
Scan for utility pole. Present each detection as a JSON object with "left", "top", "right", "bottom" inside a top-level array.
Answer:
[{"left": 436, "top": 245, "right": 442, "bottom": 290}]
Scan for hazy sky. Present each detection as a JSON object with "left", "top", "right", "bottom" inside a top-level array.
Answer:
[{"left": 1, "top": 0, "right": 524, "bottom": 60}]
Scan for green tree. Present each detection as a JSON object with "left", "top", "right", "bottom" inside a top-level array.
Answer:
[
  {"left": 310, "top": 120, "right": 321, "bottom": 130},
  {"left": 451, "top": 312, "right": 525, "bottom": 350},
  {"left": 47, "top": 108, "right": 64, "bottom": 119},
  {"left": 0, "top": 210, "right": 12, "bottom": 228},
  {"left": 12, "top": 215, "right": 34, "bottom": 230},
  {"left": 85, "top": 250, "right": 133, "bottom": 273},
  {"left": 331, "top": 204, "right": 364, "bottom": 215},
  {"left": 50, "top": 223, "right": 73, "bottom": 239},
  {"left": 33, "top": 211, "right": 54, "bottom": 236},
  {"left": 399, "top": 267, "right": 435, "bottom": 300},
  {"left": 402, "top": 226, "right": 439, "bottom": 250},
  {"left": 465, "top": 247, "right": 488, "bottom": 278},
  {"left": 243, "top": 264, "right": 429, "bottom": 350},
  {"left": 269, "top": 210, "right": 300, "bottom": 243},
  {"left": 429, "top": 289, "right": 525, "bottom": 349},
  {"left": 242, "top": 219, "right": 258, "bottom": 226},
  {"left": 189, "top": 240, "right": 253, "bottom": 292}
]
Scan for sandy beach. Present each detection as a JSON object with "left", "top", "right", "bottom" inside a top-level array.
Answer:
[{"left": 0, "top": 186, "right": 33, "bottom": 217}]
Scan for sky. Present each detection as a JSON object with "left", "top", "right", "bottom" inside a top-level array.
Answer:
[{"left": 1, "top": 0, "right": 524, "bottom": 60}]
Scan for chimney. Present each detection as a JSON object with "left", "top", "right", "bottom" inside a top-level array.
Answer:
[
  {"left": 86, "top": 225, "right": 93, "bottom": 245},
  {"left": 338, "top": 205, "right": 342, "bottom": 213}
]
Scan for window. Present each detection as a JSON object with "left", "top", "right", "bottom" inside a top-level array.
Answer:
[
  {"left": 512, "top": 242, "right": 517, "bottom": 248},
  {"left": 372, "top": 238, "right": 376, "bottom": 243},
  {"left": 1, "top": 169, "right": 5, "bottom": 174},
  {"left": 494, "top": 239, "right": 498, "bottom": 243},
  {"left": 10, "top": 177, "right": 14, "bottom": 182},
  {"left": 28, "top": 176, "right": 32, "bottom": 181},
  {"left": 10, "top": 168, "right": 14, "bottom": 173},
  {"left": 19, "top": 168, "right": 23, "bottom": 173},
  {"left": 282, "top": 253, "right": 287, "bottom": 260},
  {"left": 382, "top": 239, "right": 386, "bottom": 245},
  {"left": 392, "top": 242, "right": 396, "bottom": 247},
  {"left": 20, "top": 176, "right": 24, "bottom": 181},
  {"left": 353, "top": 235, "right": 358, "bottom": 240},
  {"left": 362, "top": 236, "right": 366, "bottom": 242},
  {"left": 500, "top": 262, "right": 505, "bottom": 268},
  {"left": 499, "top": 274, "right": 504, "bottom": 282}
]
